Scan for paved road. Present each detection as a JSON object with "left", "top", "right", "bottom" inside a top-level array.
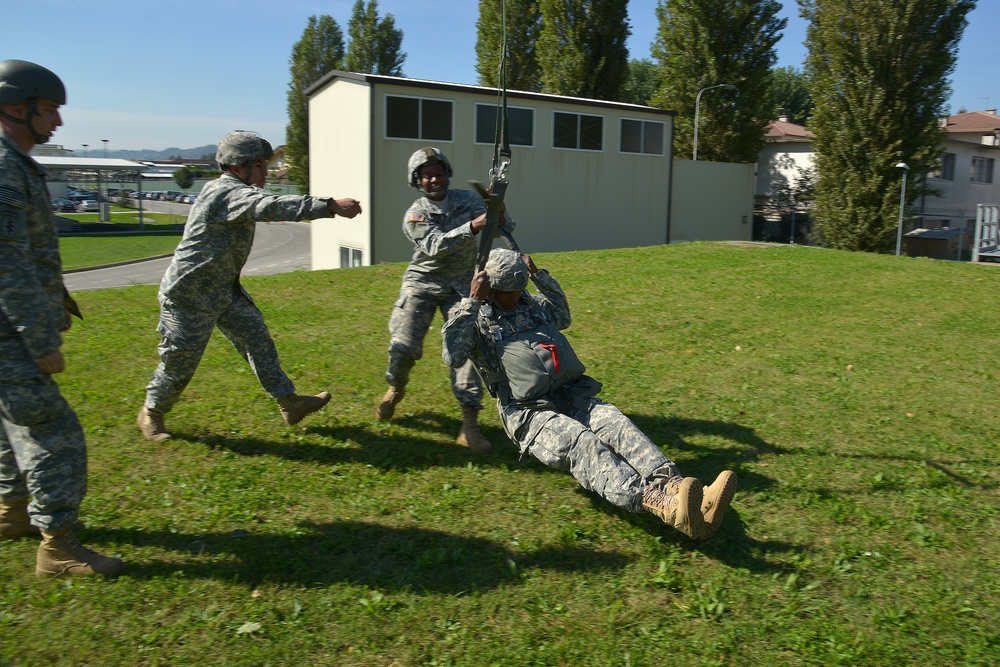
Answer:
[{"left": 64, "top": 220, "right": 312, "bottom": 291}]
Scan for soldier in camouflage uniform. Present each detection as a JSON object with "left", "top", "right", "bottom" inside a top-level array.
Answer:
[
  {"left": 0, "top": 59, "right": 124, "bottom": 576},
  {"left": 442, "top": 248, "right": 738, "bottom": 539},
  {"left": 137, "top": 131, "right": 362, "bottom": 442},
  {"left": 376, "top": 147, "right": 492, "bottom": 453}
]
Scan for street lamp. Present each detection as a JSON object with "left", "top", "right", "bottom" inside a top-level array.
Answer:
[
  {"left": 102, "top": 139, "right": 109, "bottom": 158},
  {"left": 81, "top": 143, "right": 88, "bottom": 157},
  {"left": 894, "top": 162, "right": 910, "bottom": 256},
  {"left": 693, "top": 83, "right": 736, "bottom": 160}
]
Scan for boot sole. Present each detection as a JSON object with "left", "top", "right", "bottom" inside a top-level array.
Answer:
[
  {"left": 700, "top": 471, "right": 738, "bottom": 540},
  {"left": 675, "top": 477, "right": 705, "bottom": 539},
  {"left": 284, "top": 393, "right": 332, "bottom": 425}
]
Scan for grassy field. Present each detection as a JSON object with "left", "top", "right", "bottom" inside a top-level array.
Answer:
[
  {"left": 1, "top": 243, "right": 997, "bottom": 666},
  {"left": 60, "top": 235, "right": 181, "bottom": 271}
]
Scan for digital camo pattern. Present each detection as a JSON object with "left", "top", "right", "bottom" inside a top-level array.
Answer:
[
  {"left": 386, "top": 285, "right": 482, "bottom": 407},
  {"left": 145, "top": 290, "right": 295, "bottom": 413},
  {"left": 383, "top": 188, "right": 488, "bottom": 407},
  {"left": 159, "top": 172, "right": 334, "bottom": 313},
  {"left": 0, "top": 131, "right": 85, "bottom": 530},
  {"left": 0, "top": 132, "right": 65, "bottom": 380},
  {"left": 442, "top": 270, "right": 679, "bottom": 511},
  {"left": 399, "top": 189, "right": 486, "bottom": 298},
  {"left": 0, "top": 377, "right": 86, "bottom": 530}
]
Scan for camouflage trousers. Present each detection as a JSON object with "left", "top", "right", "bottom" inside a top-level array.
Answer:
[
  {"left": 386, "top": 287, "right": 482, "bottom": 408},
  {"left": 144, "top": 292, "right": 295, "bottom": 414},
  {"left": 501, "top": 398, "right": 679, "bottom": 512},
  {"left": 0, "top": 375, "right": 87, "bottom": 531}
]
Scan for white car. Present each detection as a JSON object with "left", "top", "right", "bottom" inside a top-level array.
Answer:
[{"left": 77, "top": 199, "right": 99, "bottom": 212}]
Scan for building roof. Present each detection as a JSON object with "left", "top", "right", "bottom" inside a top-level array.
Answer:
[
  {"left": 34, "top": 156, "right": 146, "bottom": 171},
  {"left": 942, "top": 110, "right": 1000, "bottom": 134},
  {"left": 765, "top": 117, "right": 814, "bottom": 143}
]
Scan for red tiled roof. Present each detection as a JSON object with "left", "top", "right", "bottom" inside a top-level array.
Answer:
[
  {"left": 765, "top": 119, "right": 814, "bottom": 142},
  {"left": 942, "top": 110, "right": 1000, "bottom": 133}
]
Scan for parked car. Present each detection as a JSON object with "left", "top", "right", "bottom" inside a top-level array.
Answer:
[
  {"left": 51, "top": 198, "right": 76, "bottom": 212},
  {"left": 77, "top": 199, "right": 99, "bottom": 212}
]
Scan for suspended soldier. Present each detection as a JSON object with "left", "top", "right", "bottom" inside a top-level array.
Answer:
[
  {"left": 376, "top": 147, "right": 493, "bottom": 453},
  {"left": 138, "top": 130, "right": 362, "bottom": 441},
  {"left": 442, "top": 248, "right": 738, "bottom": 539},
  {"left": 0, "top": 59, "right": 123, "bottom": 576}
]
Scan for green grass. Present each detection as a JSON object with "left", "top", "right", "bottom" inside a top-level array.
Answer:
[
  {"left": 60, "top": 235, "right": 181, "bottom": 270},
  {"left": 1, "top": 243, "right": 997, "bottom": 666}
]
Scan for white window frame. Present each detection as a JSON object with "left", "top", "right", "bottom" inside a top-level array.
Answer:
[
  {"left": 384, "top": 94, "right": 455, "bottom": 142},
  {"left": 339, "top": 246, "right": 363, "bottom": 268},
  {"left": 619, "top": 117, "right": 666, "bottom": 156},
  {"left": 552, "top": 111, "right": 605, "bottom": 152}
]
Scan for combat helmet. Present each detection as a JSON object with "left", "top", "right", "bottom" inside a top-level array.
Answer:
[
  {"left": 216, "top": 131, "right": 274, "bottom": 167},
  {"left": 0, "top": 60, "right": 66, "bottom": 105},
  {"left": 407, "top": 146, "right": 452, "bottom": 189},
  {"left": 486, "top": 248, "right": 529, "bottom": 292}
]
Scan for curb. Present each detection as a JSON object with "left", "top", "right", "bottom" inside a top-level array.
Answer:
[{"left": 64, "top": 253, "right": 174, "bottom": 274}]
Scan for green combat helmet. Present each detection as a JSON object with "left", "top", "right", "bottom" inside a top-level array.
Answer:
[
  {"left": 0, "top": 59, "right": 66, "bottom": 105},
  {"left": 215, "top": 130, "right": 274, "bottom": 167},
  {"left": 485, "top": 248, "right": 529, "bottom": 292},
  {"left": 0, "top": 59, "right": 66, "bottom": 145},
  {"left": 407, "top": 146, "right": 452, "bottom": 189}
]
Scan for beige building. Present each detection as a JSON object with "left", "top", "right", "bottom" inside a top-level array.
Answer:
[{"left": 305, "top": 71, "right": 753, "bottom": 269}]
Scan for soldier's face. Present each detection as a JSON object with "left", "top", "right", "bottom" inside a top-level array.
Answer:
[
  {"left": 492, "top": 289, "right": 521, "bottom": 311},
  {"left": 418, "top": 163, "right": 448, "bottom": 199},
  {"left": 239, "top": 160, "right": 268, "bottom": 187}
]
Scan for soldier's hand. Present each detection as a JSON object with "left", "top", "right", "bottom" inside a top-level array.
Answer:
[
  {"left": 59, "top": 310, "right": 73, "bottom": 333},
  {"left": 521, "top": 254, "right": 538, "bottom": 276},
  {"left": 34, "top": 351, "right": 65, "bottom": 375},
  {"left": 470, "top": 270, "right": 491, "bottom": 301},
  {"left": 329, "top": 198, "right": 362, "bottom": 218},
  {"left": 470, "top": 213, "right": 487, "bottom": 235}
]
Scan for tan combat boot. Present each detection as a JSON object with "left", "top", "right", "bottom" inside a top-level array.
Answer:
[
  {"left": 279, "top": 391, "right": 331, "bottom": 425},
  {"left": 36, "top": 529, "right": 124, "bottom": 578},
  {"left": 375, "top": 386, "right": 405, "bottom": 421},
  {"left": 0, "top": 499, "right": 40, "bottom": 540},
  {"left": 137, "top": 406, "right": 171, "bottom": 442},
  {"left": 642, "top": 477, "right": 704, "bottom": 539},
  {"left": 455, "top": 406, "right": 492, "bottom": 454},
  {"left": 699, "top": 470, "right": 738, "bottom": 540}
]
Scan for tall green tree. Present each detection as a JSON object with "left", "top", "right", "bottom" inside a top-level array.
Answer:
[
  {"left": 802, "top": 0, "right": 974, "bottom": 251},
  {"left": 650, "top": 0, "right": 785, "bottom": 163},
  {"left": 767, "top": 66, "right": 813, "bottom": 126},
  {"left": 286, "top": 15, "right": 345, "bottom": 193},
  {"left": 536, "top": 0, "right": 630, "bottom": 100},
  {"left": 475, "top": 0, "right": 542, "bottom": 92},
  {"left": 172, "top": 166, "right": 194, "bottom": 190},
  {"left": 345, "top": 0, "right": 406, "bottom": 76},
  {"left": 620, "top": 58, "right": 660, "bottom": 106}
]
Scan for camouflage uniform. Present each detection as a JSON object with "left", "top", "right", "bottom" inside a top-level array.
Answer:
[
  {"left": 143, "top": 173, "right": 337, "bottom": 414},
  {"left": 442, "top": 269, "right": 680, "bottom": 512},
  {"left": 0, "top": 130, "right": 86, "bottom": 531},
  {"left": 385, "top": 189, "right": 487, "bottom": 407}
]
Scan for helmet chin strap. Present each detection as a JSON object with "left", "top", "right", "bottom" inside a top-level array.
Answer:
[{"left": 0, "top": 99, "right": 47, "bottom": 144}]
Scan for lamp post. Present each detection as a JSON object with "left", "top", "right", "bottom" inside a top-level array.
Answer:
[
  {"left": 693, "top": 83, "right": 736, "bottom": 160},
  {"left": 81, "top": 143, "right": 88, "bottom": 157},
  {"left": 102, "top": 139, "right": 109, "bottom": 158},
  {"left": 895, "top": 162, "right": 909, "bottom": 256}
]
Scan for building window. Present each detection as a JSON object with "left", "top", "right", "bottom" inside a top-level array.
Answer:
[
  {"left": 340, "top": 246, "right": 363, "bottom": 268},
  {"left": 620, "top": 118, "right": 665, "bottom": 155},
  {"left": 553, "top": 111, "right": 603, "bottom": 151},
  {"left": 385, "top": 95, "right": 453, "bottom": 141},
  {"left": 475, "top": 104, "right": 535, "bottom": 147},
  {"left": 971, "top": 156, "right": 994, "bottom": 184},
  {"left": 930, "top": 152, "right": 955, "bottom": 180}
]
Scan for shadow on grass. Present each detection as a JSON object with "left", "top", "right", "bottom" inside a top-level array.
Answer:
[{"left": 86, "top": 521, "right": 632, "bottom": 592}]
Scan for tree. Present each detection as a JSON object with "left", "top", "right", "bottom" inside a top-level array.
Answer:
[
  {"left": 802, "top": 0, "right": 974, "bottom": 252},
  {"left": 620, "top": 58, "right": 660, "bottom": 106},
  {"left": 173, "top": 166, "right": 194, "bottom": 190},
  {"left": 286, "top": 15, "right": 345, "bottom": 193},
  {"left": 345, "top": 0, "right": 406, "bottom": 75},
  {"left": 767, "top": 66, "right": 813, "bottom": 126},
  {"left": 536, "top": 0, "right": 630, "bottom": 100},
  {"left": 650, "top": 0, "right": 785, "bottom": 163},
  {"left": 475, "top": 0, "right": 542, "bottom": 92}
]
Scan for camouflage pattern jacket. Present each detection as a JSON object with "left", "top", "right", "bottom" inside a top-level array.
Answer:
[
  {"left": 0, "top": 131, "right": 66, "bottom": 379},
  {"left": 400, "top": 189, "right": 487, "bottom": 299},
  {"left": 159, "top": 173, "right": 334, "bottom": 313}
]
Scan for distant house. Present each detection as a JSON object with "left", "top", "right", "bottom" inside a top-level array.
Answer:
[
  {"left": 755, "top": 115, "right": 815, "bottom": 205},
  {"left": 304, "top": 71, "right": 753, "bottom": 269}
]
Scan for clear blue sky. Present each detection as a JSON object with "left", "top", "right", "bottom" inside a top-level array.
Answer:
[{"left": 4, "top": 0, "right": 997, "bottom": 152}]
